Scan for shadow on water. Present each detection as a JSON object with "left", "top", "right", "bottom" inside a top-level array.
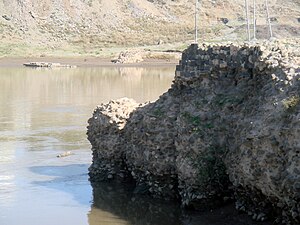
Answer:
[
  {"left": 88, "top": 182, "right": 272, "bottom": 225},
  {"left": 29, "top": 164, "right": 92, "bottom": 206},
  {"left": 29, "top": 164, "right": 183, "bottom": 225},
  {"left": 89, "top": 182, "right": 183, "bottom": 225},
  {"left": 29, "top": 165, "right": 272, "bottom": 225}
]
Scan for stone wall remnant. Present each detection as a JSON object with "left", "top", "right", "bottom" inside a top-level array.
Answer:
[{"left": 87, "top": 40, "right": 300, "bottom": 224}]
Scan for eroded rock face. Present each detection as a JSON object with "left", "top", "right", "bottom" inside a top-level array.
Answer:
[
  {"left": 87, "top": 40, "right": 300, "bottom": 224},
  {"left": 175, "top": 42, "right": 300, "bottom": 224},
  {"left": 87, "top": 98, "right": 143, "bottom": 181},
  {"left": 123, "top": 93, "right": 181, "bottom": 199}
]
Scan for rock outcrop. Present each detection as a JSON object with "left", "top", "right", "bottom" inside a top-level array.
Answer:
[
  {"left": 87, "top": 40, "right": 300, "bottom": 224},
  {"left": 111, "top": 51, "right": 145, "bottom": 64},
  {"left": 87, "top": 98, "right": 143, "bottom": 181}
]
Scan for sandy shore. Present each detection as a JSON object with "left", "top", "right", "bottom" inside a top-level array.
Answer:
[{"left": 0, "top": 56, "right": 179, "bottom": 67}]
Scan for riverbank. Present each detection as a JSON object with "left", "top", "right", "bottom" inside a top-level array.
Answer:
[
  {"left": 0, "top": 41, "right": 185, "bottom": 67},
  {"left": 0, "top": 56, "right": 180, "bottom": 68}
]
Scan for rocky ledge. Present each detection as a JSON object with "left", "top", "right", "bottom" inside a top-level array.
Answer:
[{"left": 87, "top": 40, "right": 300, "bottom": 224}]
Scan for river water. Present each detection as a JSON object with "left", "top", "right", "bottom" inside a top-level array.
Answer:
[
  {"left": 0, "top": 66, "right": 178, "bottom": 225},
  {"left": 0, "top": 66, "right": 268, "bottom": 225}
]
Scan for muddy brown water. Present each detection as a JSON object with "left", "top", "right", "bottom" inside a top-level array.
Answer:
[{"left": 0, "top": 66, "right": 270, "bottom": 225}]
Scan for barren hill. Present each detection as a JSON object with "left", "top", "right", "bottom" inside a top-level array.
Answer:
[{"left": 0, "top": 0, "right": 299, "bottom": 56}]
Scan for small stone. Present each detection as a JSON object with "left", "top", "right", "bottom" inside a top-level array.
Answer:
[{"left": 56, "top": 151, "right": 73, "bottom": 158}]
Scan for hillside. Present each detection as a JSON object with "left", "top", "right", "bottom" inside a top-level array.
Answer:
[{"left": 0, "top": 0, "right": 299, "bottom": 56}]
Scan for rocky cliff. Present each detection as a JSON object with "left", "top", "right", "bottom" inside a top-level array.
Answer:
[{"left": 87, "top": 40, "right": 300, "bottom": 224}]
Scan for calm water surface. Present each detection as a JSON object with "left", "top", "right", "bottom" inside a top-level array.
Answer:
[{"left": 0, "top": 66, "right": 178, "bottom": 225}]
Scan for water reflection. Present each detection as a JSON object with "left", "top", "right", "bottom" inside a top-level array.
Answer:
[
  {"left": 88, "top": 183, "right": 268, "bottom": 225},
  {"left": 0, "top": 66, "right": 174, "bottom": 141},
  {"left": 89, "top": 182, "right": 182, "bottom": 225},
  {"left": 0, "top": 66, "right": 174, "bottom": 152}
]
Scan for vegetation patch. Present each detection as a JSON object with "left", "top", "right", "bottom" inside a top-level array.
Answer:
[
  {"left": 282, "top": 95, "right": 300, "bottom": 110},
  {"left": 181, "top": 112, "right": 216, "bottom": 135},
  {"left": 194, "top": 146, "right": 229, "bottom": 190},
  {"left": 151, "top": 107, "right": 164, "bottom": 117},
  {"left": 213, "top": 94, "right": 244, "bottom": 107},
  {"left": 182, "top": 112, "right": 201, "bottom": 126}
]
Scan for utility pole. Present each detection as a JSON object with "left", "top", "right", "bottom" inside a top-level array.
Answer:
[
  {"left": 245, "top": 0, "right": 251, "bottom": 41},
  {"left": 265, "top": 0, "right": 273, "bottom": 39},
  {"left": 194, "top": 0, "right": 199, "bottom": 43},
  {"left": 253, "top": 0, "right": 256, "bottom": 40}
]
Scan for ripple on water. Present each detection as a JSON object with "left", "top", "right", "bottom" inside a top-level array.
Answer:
[{"left": 0, "top": 174, "right": 16, "bottom": 204}]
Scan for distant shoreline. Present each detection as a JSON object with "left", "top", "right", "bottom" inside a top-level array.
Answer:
[{"left": 0, "top": 57, "right": 179, "bottom": 68}]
